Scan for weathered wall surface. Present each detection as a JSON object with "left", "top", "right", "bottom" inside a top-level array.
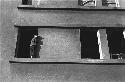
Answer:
[
  {"left": 1, "top": 0, "right": 125, "bottom": 82},
  {"left": 10, "top": 64, "right": 125, "bottom": 82},
  {"left": 16, "top": 9, "right": 124, "bottom": 27},
  {"left": 38, "top": 28, "right": 81, "bottom": 59},
  {"left": 0, "top": 0, "right": 21, "bottom": 82}
]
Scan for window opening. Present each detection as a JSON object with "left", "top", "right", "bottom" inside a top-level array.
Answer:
[
  {"left": 15, "top": 28, "right": 38, "bottom": 58},
  {"left": 22, "top": 0, "right": 32, "bottom": 5},
  {"left": 78, "top": 0, "right": 96, "bottom": 6},
  {"left": 106, "top": 29, "right": 124, "bottom": 59},
  {"left": 102, "top": 0, "right": 120, "bottom": 7},
  {"left": 80, "top": 28, "right": 100, "bottom": 59}
]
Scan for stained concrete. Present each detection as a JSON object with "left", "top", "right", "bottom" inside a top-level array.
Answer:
[
  {"left": 10, "top": 64, "right": 125, "bottom": 82},
  {"left": 15, "top": 9, "right": 124, "bottom": 27},
  {"left": 38, "top": 28, "right": 81, "bottom": 59}
]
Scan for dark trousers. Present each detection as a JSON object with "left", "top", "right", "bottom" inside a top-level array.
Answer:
[{"left": 30, "top": 45, "right": 41, "bottom": 58}]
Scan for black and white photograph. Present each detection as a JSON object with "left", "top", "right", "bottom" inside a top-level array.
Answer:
[{"left": 1, "top": 0, "right": 125, "bottom": 82}]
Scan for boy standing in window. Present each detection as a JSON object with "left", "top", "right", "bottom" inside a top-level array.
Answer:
[{"left": 30, "top": 35, "right": 44, "bottom": 58}]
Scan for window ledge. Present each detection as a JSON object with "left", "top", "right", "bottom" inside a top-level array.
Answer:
[
  {"left": 9, "top": 58, "right": 125, "bottom": 64},
  {"left": 17, "top": 5, "right": 125, "bottom": 11}
]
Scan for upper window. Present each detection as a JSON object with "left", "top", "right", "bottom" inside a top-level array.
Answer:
[
  {"left": 22, "top": 0, "right": 32, "bottom": 5},
  {"left": 78, "top": 0, "right": 120, "bottom": 7},
  {"left": 22, "top": 0, "right": 120, "bottom": 8}
]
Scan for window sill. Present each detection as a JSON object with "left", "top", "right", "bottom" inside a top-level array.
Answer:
[
  {"left": 17, "top": 5, "right": 125, "bottom": 11},
  {"left": 9, "top": 58, "right": 125, "bottom": 64}
]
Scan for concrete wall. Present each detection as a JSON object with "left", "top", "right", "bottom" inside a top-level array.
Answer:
[
  {"left": 16, "top": 9, "right": 125, "bottom": 27},
  {"left": 38, "top": 28, "right": 81, "bottom": 59},
  {"left": 0, "top": 0, "right": 21, "bottom": 82},
  {"left": 1, "top": 0, "right": 125, "bottom": 82}
]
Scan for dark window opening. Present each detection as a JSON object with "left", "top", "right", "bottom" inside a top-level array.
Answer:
[
  {"left": 22, "top": 0, "right": 32, "bottom": 5},
  {"left": 80, "top": 29, "right": 100, "bottom": 59},
  {"left": 15, "top": 28, "right": 38, "bottom": 58},
  {"left": 102, "top": 0, "right": 108, "bottom": 6},
  {"left": 102, "top": 0, "right": 117, "bottom": 7},
  {"left": 106, "top": 29, "right": 125, "bottom": 59},
  {"left": 78, "top": 0, "right": 96, "bottom": 6}
]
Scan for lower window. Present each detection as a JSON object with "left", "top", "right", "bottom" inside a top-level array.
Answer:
[{"left": 15, "top": 28, "right": 38, "bottom": 58}]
